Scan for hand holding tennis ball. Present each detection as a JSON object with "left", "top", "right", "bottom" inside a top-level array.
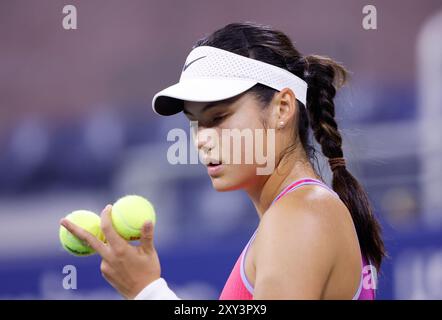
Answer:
[
  {"left": 111, "top": 195, "right": 156, "bottom": 241},
  {"left": 59, "top": 196, "right": 161, "bottom": 299},
  {"left": 59, "top": 210, "right": 105, "bottom": 256},
  {"left": 59, "top": 195, "right": 156, "bottom": 255}
]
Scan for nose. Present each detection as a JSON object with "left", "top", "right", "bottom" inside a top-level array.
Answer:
[{"left": 194, "top": 127, "right": 218, "bottom": 153}]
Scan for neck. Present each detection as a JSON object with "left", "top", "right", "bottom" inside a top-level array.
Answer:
[{"left": 244, "top": 149, "right": 320, "bottom": 219}]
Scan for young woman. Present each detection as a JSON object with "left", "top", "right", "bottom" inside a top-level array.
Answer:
[{"left": 61, "top": 22, "right": 385, "bottom": 300}]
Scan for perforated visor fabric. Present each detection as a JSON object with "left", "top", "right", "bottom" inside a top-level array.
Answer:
[{"left": 152, "top": 46, "right": 308, "bottom": 116}]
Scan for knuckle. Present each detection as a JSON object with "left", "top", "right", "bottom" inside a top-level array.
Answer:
[
  {"left": 83, "top": 235, "right": 96, "bottom": 247},
  {"left": 81, "top": 231, "right": 92, "bottom": 240},
  {"left": 76, "top": 231, "right": 88, "bottom": 243},
  {"left": 101, "top": 222, "right": 110, "bottom": 232},
  {"left": 144, "top": 233, "right": 154, "bottom": 241},
  {"left": 141, "top": 234, "right": 151, "bottom": 242},
  {"left": 113, "top": 245, "right": 125, "bottom": 257}
]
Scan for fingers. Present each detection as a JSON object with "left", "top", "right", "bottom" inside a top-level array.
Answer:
[
  {"left": 60, "top": 218, "right": 107, "bottom": 258},
  {"left": 140, "top": 221, "right": 155, "bottom": 254},
  {"left": 100, "top": 204, "right": 127, "bottom": 249}
]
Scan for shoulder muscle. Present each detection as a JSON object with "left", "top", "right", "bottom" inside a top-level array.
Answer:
[{"left": 253, "top": 185, "right": 344, "bottom": 299}]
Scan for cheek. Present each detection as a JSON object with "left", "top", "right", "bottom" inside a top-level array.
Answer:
[
  {"left": 210, "top": 162, "right": 258, "bottom": 192},
  {"left": 219, "top": 117, "right": 266, "bottom": 164},
  {"left": 227, "top": 110, "right": 264, "bottom": 130}
]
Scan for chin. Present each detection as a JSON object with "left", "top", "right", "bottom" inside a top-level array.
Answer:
[{"left": 210, "top": 176, "right": 240, "bottom": 192}]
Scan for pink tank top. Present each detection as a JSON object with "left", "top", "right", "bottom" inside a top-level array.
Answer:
[{"left": 219, "top": 178, "right": 376, "bottom": 300}]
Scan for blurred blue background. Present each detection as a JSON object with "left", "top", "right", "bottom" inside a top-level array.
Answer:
[{"left": 0, "top": 0, "right": 441, "bottom": 299}]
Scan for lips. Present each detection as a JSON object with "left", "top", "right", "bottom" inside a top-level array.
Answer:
[
  {"left": 204, "top": 157, "right": 222, "bottom": 166},
  {"left": 207, "top": 161, "right": 222, "bottom": 166},
  {"left": 205, "top": 159, "right": 223, "bottom": 176}
]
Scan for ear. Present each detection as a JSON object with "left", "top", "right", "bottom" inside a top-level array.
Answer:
[{"left": 270, "top": 88, "right": 298, "bottom": 130}]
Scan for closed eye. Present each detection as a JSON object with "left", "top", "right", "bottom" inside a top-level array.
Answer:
[{"left": 211, "top": 114, "right": 227, "bottom": 124}]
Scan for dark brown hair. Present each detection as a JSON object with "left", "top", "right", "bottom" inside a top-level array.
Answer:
[{"left": 193, "top": 22, "right": 385, "bottom": 269}]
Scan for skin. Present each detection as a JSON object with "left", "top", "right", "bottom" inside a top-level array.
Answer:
[
  {"left": 60, "top": 205, "right": 160, "bottom": 299},
  {"left": 60, "top": 88, "right": 362, "bottom": 299}
]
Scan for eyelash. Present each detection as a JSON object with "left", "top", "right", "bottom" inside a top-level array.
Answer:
[
  {"left": 212, "top": 114, "right": 227, "bottom": 124},
  {"left": 187, "top": 113, "right": 227, "bottom": 127}
]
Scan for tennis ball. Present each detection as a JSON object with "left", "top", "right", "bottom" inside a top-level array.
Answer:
[
  {"left": 111, "top": 195, "right": 156, "bottom": 241},
  {"left": 59, "top": 210, "right": 105, "bottom": 256}
]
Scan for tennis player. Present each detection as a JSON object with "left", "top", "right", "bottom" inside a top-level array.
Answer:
[{"left": 61, "top": 22, "right": 385, "bottom": 300}]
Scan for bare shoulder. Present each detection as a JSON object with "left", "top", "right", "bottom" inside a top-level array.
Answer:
[
  {"left": 258, "top": 184, "right": 350, "bottom": 246},
  {"left": 252, "top": 184, "right": 355, "bottom": 299}
]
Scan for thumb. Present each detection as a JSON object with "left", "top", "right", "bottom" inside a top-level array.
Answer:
[{"left": 140, "top": 221, "right": 155, "bottom": 253}]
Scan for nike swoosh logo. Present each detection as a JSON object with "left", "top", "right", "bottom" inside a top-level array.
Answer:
[{"left": 182, "top": 55, "right": 207, "bottom": 72}]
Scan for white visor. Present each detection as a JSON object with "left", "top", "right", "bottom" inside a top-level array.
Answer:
[{"left": 152, "top": 46, "right": 308, "bottom": 116}]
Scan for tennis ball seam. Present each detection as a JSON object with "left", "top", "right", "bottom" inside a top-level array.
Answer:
[
  {"left": 63, "top": 243, "right": 94, "bottom": 255},
  {"left": 65, "top": 228, "right": 91, "bottom": 247},
  {"left": 112, "top": 206, "right": 143, "bottom": 232}
]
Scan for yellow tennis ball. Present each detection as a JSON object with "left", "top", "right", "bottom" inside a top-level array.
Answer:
[
  {"left": 59, "top": 210, "right": 105, "bottom": 256},
  {"left": 111, "top": 195, "right": 156, "bottom": 241}
]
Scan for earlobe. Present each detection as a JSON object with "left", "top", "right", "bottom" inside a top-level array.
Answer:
[{"left": 275, "top": 88, "right": 297, "bottom": 127}]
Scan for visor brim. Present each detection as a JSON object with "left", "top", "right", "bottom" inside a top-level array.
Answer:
[{"left": 152, "top": 78, "right": 257, "bottom": 116}]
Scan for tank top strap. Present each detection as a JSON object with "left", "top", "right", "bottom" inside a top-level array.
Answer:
[{"left": 270, "top": 178, "right": 339, "bottom": 207}]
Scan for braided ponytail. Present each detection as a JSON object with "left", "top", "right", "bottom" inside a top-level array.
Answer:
[
  {"left": 193, "top": 21, "right": 386, "bottom": 270},
  {"left": 303, "top": 55, "right": 385, "bottom": 269}
]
